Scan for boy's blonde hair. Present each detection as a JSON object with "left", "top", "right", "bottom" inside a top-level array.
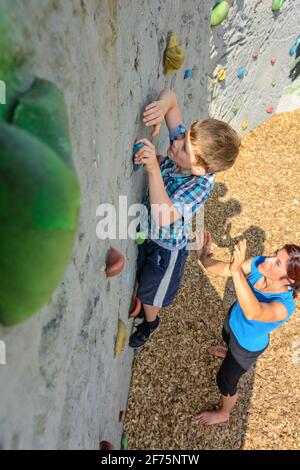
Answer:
[{"left": 189, "top": 119, "right": 241, "bottom": 173}]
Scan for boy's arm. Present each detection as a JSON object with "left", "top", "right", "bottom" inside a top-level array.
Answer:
[
  {"left": 148, "top": 166, "right": 182, "bottom": 226},
  {"left": 158, "top": 89, "right": 183, "bottom": 132}
]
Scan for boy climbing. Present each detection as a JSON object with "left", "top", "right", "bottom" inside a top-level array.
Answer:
[{"left": 129, "top": 89, "right": 241, "bottom": 348}]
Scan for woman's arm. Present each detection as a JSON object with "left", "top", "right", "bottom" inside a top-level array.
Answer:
[
  {"left": 197, "top": 230, "right": 253, "bottom": 278},
  {"left": 230, "top": 241, "right": 288, "bottom": 322},
  {"left": 198, "top": 256, "right": 231, "bottom": 277}
]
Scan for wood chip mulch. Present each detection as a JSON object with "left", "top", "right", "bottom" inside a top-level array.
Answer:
[{"left": 125, "top": 109, "right": 300, "bottom": 450}]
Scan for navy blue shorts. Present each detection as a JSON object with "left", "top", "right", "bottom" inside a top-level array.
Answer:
[{"left": 136, "top": 240, "right": 189, "bottom": 308}]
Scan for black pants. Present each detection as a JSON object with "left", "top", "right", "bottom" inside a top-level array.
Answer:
[{"left": 216, "top": 307, "right": 267, "bottom": 397}]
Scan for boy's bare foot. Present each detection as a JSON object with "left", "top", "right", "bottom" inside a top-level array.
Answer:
[
  {"left": 207, "top": 345, "right": 228, "bottom": 358},
  {"left": 196, "top": 409, "right": 230, "bottom": 426}
]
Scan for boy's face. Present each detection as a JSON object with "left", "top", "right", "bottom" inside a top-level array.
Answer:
[{"left": 167, "top": 129, "right": 206, "bottom": 176}]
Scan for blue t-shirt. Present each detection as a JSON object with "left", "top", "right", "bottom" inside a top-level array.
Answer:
[{"left": 229, "top": 256, "right": 295, "bottom": 351}]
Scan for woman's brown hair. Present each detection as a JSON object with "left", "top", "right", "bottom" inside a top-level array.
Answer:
[{"left": 284, "top": 244, "right": 300, "bottom": 298}]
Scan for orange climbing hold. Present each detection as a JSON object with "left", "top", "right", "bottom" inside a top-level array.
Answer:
[
  {"left": 100, "top": 441, "right": 114, "bottom": 450},
  {"left": 129, "top": 296, "right": 142, "bottom": 318},
  {"left": 105, "top": 247, "right": 125, "bottom": 277}
]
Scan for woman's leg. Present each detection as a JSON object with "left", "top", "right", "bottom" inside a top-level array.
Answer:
[
  {"left": 206, "top": 324, "right": 230, "bottom": 358},
  {"left": 196, "top": 393, "right": 238, "bottom": 425},
  {"left": 207, "top": 345, "right": 228, "bottom": 358},
  {"left": 196, "top": 349, "right": 246, "bottom": 426}
]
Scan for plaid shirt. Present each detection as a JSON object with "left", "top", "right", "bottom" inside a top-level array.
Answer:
[{"left": 140, "top": 123, "right": 215, "bottom": 250}]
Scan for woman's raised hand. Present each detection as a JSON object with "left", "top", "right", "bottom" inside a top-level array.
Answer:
[
  {"left": 197, "top": 229, "right": 213, "bottom": 263},
  {"left": 229, "top": 239, "right": 247, "bottom": 274}
]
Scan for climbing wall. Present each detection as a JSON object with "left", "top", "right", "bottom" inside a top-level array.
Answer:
[
  {"left": 0, "top": 0, "right": 298, "bottom": 450},
  {"left": 208, "top": 0, "right": 300, "bottom": 133}
]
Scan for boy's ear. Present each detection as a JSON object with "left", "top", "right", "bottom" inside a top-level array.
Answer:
[{"left": 191, "top": 164, "right": 206, "bottom": 176}]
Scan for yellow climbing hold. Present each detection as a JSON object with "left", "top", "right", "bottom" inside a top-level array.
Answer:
[
  {"left": 217, "top": 68, "right": 227, "bottom": 81},
  {"left": 114, "top": 320, "right": 127, "bottom": 358},
  {"left": 164, "top": 32, "right": 185, "bottom": 75},
  {"left": 241, "top": 120, "right": 249, "bottom": 130}
]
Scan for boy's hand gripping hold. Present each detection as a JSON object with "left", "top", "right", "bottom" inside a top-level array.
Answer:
[{"left": 133, "top": 138, "right": 160, "bottom": 174}]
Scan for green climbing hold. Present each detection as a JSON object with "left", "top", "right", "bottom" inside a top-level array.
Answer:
[
  {"left": 0, "top": 123, "right": 80, "bottom": 326},
  {"left": 211, "top": 1, "right": 229, "bottom": 27},
  {"left": 0, "top": 5, "right": 80, "bottom": 327},
  {"left": 13, "top": 79, "right": 73, "bottom": 167},
  {"left": 272, "top": 0, "right": 284, "bottom": 12},
  {"left": 121, "top": 433, "right": 128, "bottom": 451},
  {"left": 271, "top": 80, "right": 277, "bottom": 87},
  {"left": 135, "top": 231, "right": 147, "bottom": 245},
  {"left": 0, "top": 4, "right": 34, "bottom": 121},
  {"left": 231, "top": 104, "right": 239, "bottom": 114}
]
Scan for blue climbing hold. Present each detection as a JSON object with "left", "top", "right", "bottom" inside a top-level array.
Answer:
[
  {"left": 184, "top": 69, "right": 193, "bottom": 79},
  {"left": 289, "top": 35, "right": 300, "bottom": 56},
  {"left": 237, "top": 67, "right": 246, "bottom": 78},
  {"left": 133, "top": 142, "right": 144, "bottom": 172}
]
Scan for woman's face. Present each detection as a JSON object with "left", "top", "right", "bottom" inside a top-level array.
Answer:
[{"left": 259, "top": 248, "right": 289, "bottom": 281}]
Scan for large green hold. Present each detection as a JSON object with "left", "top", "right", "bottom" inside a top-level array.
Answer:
[
  {"left": 0, "top": 4, "right": 33, "bottom": 121},
  {"left": 13, "top": 79, "right": 73, "bottom": 167},
  {"left": 0, "top": 122, "right": 80, "bottom": 326},
  {"left": 0, "top": 8, "right": 80, "bottom": 326}
]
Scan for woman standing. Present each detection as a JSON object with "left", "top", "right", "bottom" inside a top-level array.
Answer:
[{"left": 196, "top": 230, "right": 300, "bottom": 426}]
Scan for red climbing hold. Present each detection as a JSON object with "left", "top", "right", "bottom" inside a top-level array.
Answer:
[
  {"left": 100, "top": 441, "right": 114, "bottom": 450},
  {"left": 271, "top": 56, "right": 277, "bottom": 65},
  {"left": 266, "top": 106, "right": 274, "bottom": 113},
  {"left": 105, "top": 247, "right": 125, "bottom": 277},
  {"left": 129, "top": 296, "right": 142, "bottom": 318},
  {"left": 119, "top": 410, "right": 126, "bottom": 423},
  {"left": 252, "top": 52, "right": 258, "bottom": 60}
]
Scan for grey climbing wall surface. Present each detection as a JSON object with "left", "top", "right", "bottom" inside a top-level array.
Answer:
[{"left": 0, "top": 0, "right": 299, "bottom": 450}]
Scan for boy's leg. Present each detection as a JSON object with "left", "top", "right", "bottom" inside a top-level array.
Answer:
[
  {"left": 143, "top": 304, "right": 160, "bottom": 322},
  {"left": 129, "top": 243, "right": 188, "bottom": 348}
]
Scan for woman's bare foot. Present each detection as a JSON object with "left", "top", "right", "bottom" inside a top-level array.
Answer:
[
  {"left": 207, "top": 345, "right": 228, "bottom": 358},
  {"left": 196, "top": 409, "right": 230, "bottom": 426}
]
